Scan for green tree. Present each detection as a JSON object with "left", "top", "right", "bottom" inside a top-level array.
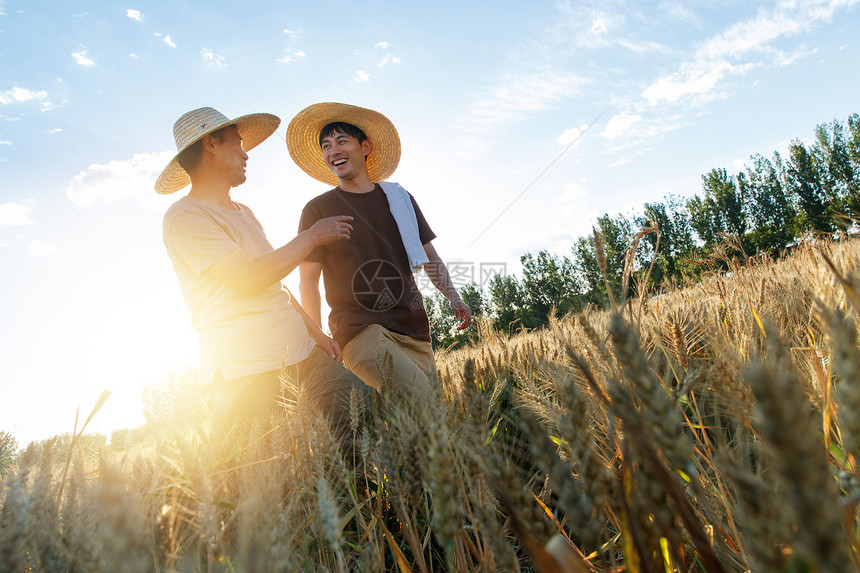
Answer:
[
  {"left": 636, "top": 195, "right": 699, "bottom": 285},
  {"left": 488, "top": 273, "right": 527, "bottom": 334},
  {"left": 519, "top": 250, "right": 582, "bottom": 328},
  {"left": 424, "top": 283, "right": 485, "bottom": 350},
  {"left": 459, "top": 282, "right": 485, "bottom": 318},
  {"left": 813, "top": 118, "right": 860, "bottom": 222},
  {"left": 687, "top": 168, "right": 748, "bottom": 250},
  {"left": 846, "top": 113, "right": 860, "bottom": 216},
  {"left": 739, "top": 153, "right": 798, "bottom": 253},
  {"left": 572, "top": 213, "right": 633, "bottom": 306},
  {"left": 424, "top": 290, "right": 459, "bottom": 349},
  {"left": 786, "top": 139, "right": 832, "bottom": 233},
  {"left": 847, "top": 113, "right": 860, "bottom": 173}
]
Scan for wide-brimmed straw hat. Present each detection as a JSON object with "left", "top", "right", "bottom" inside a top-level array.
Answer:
[
  {"left": 286, "top": 102, "right": 400, "bottom": 186},
  {"left": 155, "top": 107, "right": 281, "bottom": 194}
]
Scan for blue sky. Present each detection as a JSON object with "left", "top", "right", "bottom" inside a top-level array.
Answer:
[{"left": 2, "top": 0, "right": 859, "bottom": 445}]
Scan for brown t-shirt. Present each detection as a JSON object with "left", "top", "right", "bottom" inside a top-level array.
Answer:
[{"left": 298, "top": 184, "right": 436, "bottom": 347}]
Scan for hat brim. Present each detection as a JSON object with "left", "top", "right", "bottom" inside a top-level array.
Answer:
[
  {"left": 286, "top": 103, "right": 400, "bottom": 186},
  {"left": 155, "top": 112, "right": 281, "bottom": 195}
]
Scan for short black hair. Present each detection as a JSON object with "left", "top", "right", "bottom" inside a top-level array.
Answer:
[
  {"left": 177, "top": 125, "right": 232, "bottom": 174},
  {"left": 318, "top": 122, "right": 367, "bottom": 147}
]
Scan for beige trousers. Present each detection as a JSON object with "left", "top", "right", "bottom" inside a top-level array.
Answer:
[
  {"left": 209, "top": 345, "right": 374, "bottom": 439},
  {"left": 342, "top": 324, "right": 437, "bottom": 398}
]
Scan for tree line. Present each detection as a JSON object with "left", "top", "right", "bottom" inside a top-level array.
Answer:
[{"left": 426, "top": 113, "right": 860, "bottom": 349}]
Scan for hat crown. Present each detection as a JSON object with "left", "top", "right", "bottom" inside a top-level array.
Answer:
[
  {"left": 286, "top": 102, "right": 400, "bottom": 186},
  {"left": 172, "top": 107, "right": 231, "bottom": 153}
]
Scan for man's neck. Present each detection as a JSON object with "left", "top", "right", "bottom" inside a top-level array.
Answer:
[
  {"left": 188, "top": 181, "right": 236, "bottom": 209},
  {"left": 338, "top": 174, "right": 376, "bottom": 194}
]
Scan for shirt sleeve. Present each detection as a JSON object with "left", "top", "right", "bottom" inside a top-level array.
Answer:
[
  {"left": 410, "top": 194, "right": 437, "bottom": 245},
  {"left": 298, "top": 203, "right": 326, "bottom": 264},
  {"left": 164, "top": 209, "right": 240, "bottom": 275}
]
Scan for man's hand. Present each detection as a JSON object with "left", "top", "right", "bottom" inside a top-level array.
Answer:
[
  {"left": 451, "top": 297, "right": 472, "bottom": 330},
  {"left": 315, "top": 334, "right": 343, "bottom": 362},
  {"left": 308, "top": 215, "right": 353, "bottom": 246}
]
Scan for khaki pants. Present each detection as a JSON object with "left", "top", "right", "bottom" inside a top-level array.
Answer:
[
  {"left": 209, "top": 369, "right": 281, "bottom": 436},
  {"left": 342, "top": 324, "right": 437, "bottom": 399},
  {"left": 209, "top": 345, "right": 375, "bottom": 440}
]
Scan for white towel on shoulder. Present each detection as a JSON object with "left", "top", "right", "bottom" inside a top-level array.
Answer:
[{"left": 379, "top": 180, "right": 430, "bottom": 272}]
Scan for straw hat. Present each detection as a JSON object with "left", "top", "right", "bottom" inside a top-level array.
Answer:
[
  {"left": 286, "top": 102, "right": 400, "bottom": 186},
  {"left": 155, "top": 107, "right": 281, "bottom": 194}
]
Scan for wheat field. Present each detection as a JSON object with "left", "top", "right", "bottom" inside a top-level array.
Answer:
[{"left": 2, "top": 238, "right": 860, "bottom": 572}]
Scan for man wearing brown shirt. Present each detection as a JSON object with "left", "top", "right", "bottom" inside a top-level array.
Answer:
[{"left": 287, "top": 103, "right": 471, "bottom": 397}]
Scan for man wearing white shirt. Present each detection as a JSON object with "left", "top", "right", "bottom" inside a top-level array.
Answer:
[{"left": 157, "top": 106, "right": 373, "bottom": 436}]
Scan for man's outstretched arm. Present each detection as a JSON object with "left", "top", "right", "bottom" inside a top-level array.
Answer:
[
  {"left": 422, "top": 242, "right": 472, "bottom": 330},
  {"left": 208, "top": 216, "right": 352, "bottom": 295}
]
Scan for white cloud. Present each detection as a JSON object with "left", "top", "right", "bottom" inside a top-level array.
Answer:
[
  {"left": 642, "top": 61, "right": 740, "bottom": 103},
  {"left": 0, "top": 140, "right": 10, "bottom": 144},
  {"left": 643, "top": 0, "right": 860, "bottom": 104},
  {"left": 283, "top": 28, "right": 295, "bottom": 36},
  {"left": 378, "top": 53, "right": 401, "bottom": 66},
  {"left": 155, "top": 32, "right": 176, "bottom": 48},
  {"left": 609, "top": 157, "right": 633, "bottom": 167},
  {"left": 375, "top": 42, "right": 402, "bottom": 67},
  {"left": 64, "top": 151, "right": 175, "bottom": 209},
  {"left": 618, "top": 39, "right": 667, "bottom": 54},
  {"left": 591, "top": 17, "right": 608, "bottom": 35},
  {"left": 40, "top": 101, "right": 55, "bottom": 112},
  {"left": 0, "top": 202, "right": 34, "bottom": 227},
  {"left": 468, "top": 72, "right": 584, "bottom": 131},
  {"left": 658, "top": 1, "right": 700, "bottom": 26},
  {"left": 550, "top": 6, "right": 620, "bottom": 48},
  {"left": 603, "top": 112, "right": 642, "bottom": 140},
  {"left": 0, "top": 86, "right": 48, "bottom": 104},
  {"left": 453, "top": 72, "right": 585, "bottom": 157},
  {"left": 602, "top": 114, "right": 686, "bottom": 152},
  {"left": 47, "top": 128, "right": 62, "bottom": 133},
  {"left": 277, "top": 49, "right": 305, "bottom": 64},
  {"left": 29, "top": 240, "right": 56, "bottom": 257},
  {"left": 71, "top": 48, "right": 95, "bottom": 67},
  {"left": 126, "top": 9, "right": 141, "bottom": 21},
  {"left": 353, "top": 70, "right": 370, "bottom": 83},
  {"left": 557, "top": 125, "right": 588, "bottom": 146},
  {"left": 771, "top": 44, "right": 813, "bottom": 66},
  {"left": 202, "top": 49, "right": 227, "bottom": 68},
  {"left": 129, "top": 53, "right": 139, "bottom": 59}
]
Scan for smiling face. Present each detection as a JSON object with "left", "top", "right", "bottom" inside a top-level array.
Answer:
[{"left": 320, "top": 127, "right": 373, "bottom": 184}]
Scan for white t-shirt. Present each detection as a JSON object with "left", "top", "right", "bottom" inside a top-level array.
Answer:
[{"left": 163, "top": 196, "right": 314, "bottom": 384}]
